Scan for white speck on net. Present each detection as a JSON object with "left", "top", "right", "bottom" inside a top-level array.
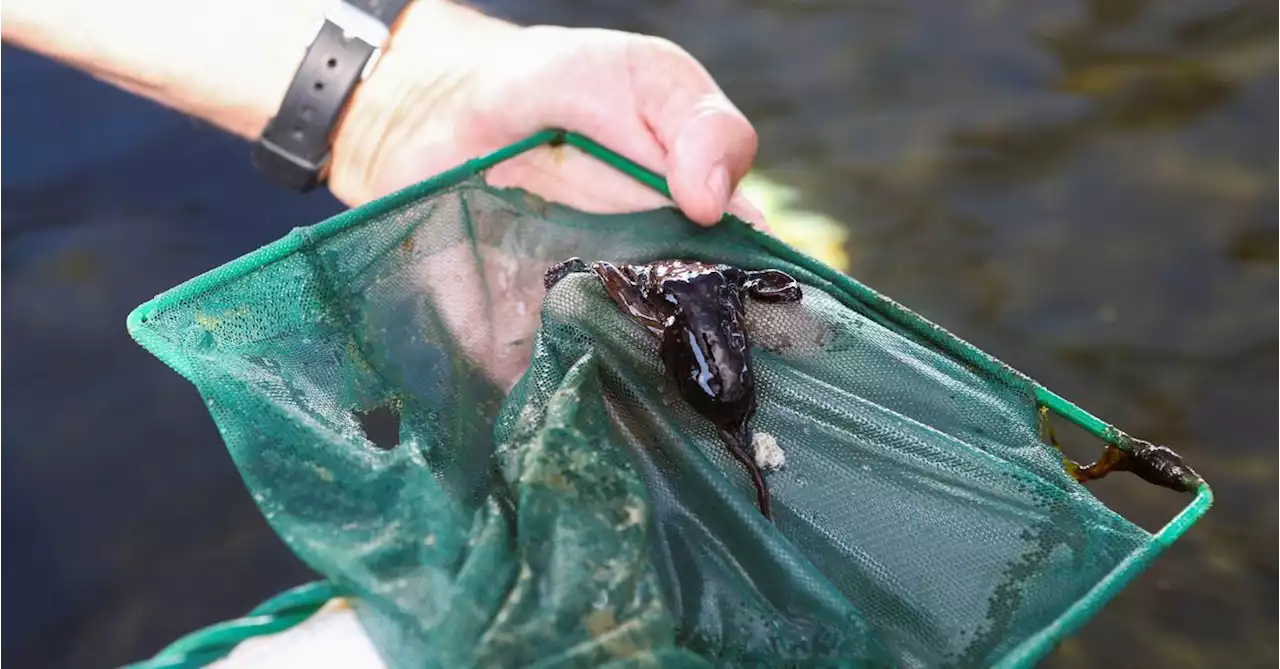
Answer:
[{"left": 752, "top": 431, "right": 785, "bottom": 471}]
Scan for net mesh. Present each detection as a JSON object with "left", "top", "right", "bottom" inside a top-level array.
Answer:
[{"left": 132, "top": 176, "right": 1154, "bottom": 668}]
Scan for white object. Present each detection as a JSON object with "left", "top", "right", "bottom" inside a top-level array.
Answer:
[
  {"left": 752, "top": 431, "right": 785, "bottom": 471},
  {"left": 212, "top": 598, "right": 386, "bottom": 669}
]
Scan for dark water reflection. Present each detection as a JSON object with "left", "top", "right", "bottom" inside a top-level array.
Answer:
[{"left": 2, "top": 1, "right": 1275, "bottom": 667}]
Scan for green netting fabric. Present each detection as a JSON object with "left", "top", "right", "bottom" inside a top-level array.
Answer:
[{"left": 132, "top": 176, "right": 1155, "bottom": 668}]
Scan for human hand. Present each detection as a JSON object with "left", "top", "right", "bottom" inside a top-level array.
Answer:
[
  {"left": 320, "top": 3, "right": 771, "bottom": 390},
  {"left": 328, "top": 2, "right": 766, "bottom": 230}
]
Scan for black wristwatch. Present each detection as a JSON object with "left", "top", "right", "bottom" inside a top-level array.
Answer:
[{"left": 252, "top": 0, "right": 414, "bottom": 193}]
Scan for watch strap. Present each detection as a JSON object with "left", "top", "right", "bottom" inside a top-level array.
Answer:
[{"left": 252, "top": 0, "right": 413, "bottom": 192}]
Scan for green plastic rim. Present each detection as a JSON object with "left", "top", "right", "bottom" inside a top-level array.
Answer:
[
  {"left": 123, "top": 581, "right": 338, "bottom": 668},
  {"left": 124, "top": 129, "right": 1212, "bottom": 669}
]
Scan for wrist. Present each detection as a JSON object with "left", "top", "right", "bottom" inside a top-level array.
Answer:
[{"left": 327, "top": 0, "right": 522, "bottom": 206}]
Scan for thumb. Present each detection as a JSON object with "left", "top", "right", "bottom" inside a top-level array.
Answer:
[{"left": 628, "top": 37, "right": 759, "bottom": 226}]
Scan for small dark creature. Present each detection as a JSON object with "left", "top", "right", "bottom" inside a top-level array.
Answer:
[
  {"left": 1067, "top": 440, "right": 1201, "bottom": 493},
  {"left": 1039, "top": 407, "right": 1202, "bottom": 493},
  {"left": 543, "top": 258, "right": 802, "bottom": 520}
]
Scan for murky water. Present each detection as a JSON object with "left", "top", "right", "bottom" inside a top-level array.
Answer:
[{"left": 2, "top": 1, "right": 1275, "bottom": 667}]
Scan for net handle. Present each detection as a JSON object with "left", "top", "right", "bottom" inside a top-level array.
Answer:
[{"left": 122, "top": 581, "right": 337, "bottom": 669}]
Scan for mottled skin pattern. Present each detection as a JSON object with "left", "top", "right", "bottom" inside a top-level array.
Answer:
[{"left": 544, "top": 258, "right": 802, "bottom": 520}]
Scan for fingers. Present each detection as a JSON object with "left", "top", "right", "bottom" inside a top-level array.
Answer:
[
  {"left": 727, "top": 189, "right": 770, "bottom": 232},
  {"left": 664, "top": 105, "right": 759, "bottom": 226},
  {"left": 627, "top": 36, "right": 760, "bottom": 227}
]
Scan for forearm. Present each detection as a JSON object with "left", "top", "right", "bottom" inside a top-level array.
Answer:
[
  {"left": 1, "top": 0, "right": 334, "bottom": 139},
  {"left": 0, "top": 0, "right": 517, "bottom": 144}
]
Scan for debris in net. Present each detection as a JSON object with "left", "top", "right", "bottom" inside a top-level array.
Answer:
[{"left": 753, "top": 432, "right": 785, "bottom": 471}]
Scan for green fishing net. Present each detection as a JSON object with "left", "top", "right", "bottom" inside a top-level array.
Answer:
[{"left": 127, "top": 132, "right": 1209, "bottom": 668}]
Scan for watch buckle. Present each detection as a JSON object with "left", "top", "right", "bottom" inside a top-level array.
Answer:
[{"left": 323, "top": 1, "right": 390, "bottom": 81}]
